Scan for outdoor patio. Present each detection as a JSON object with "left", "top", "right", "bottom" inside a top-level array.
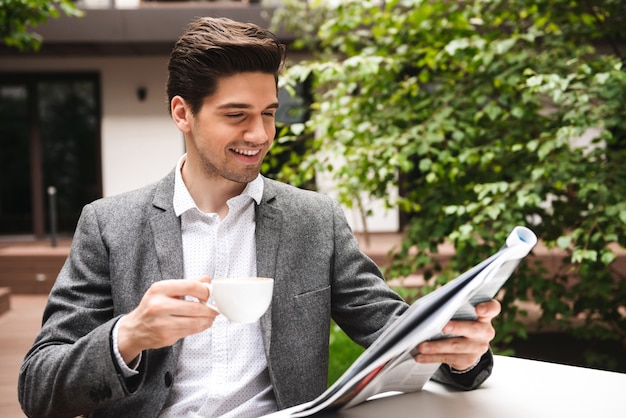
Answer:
[
  {"left": 0, "top": 233, "right": 624, "bottom": 417},
  {"left": 0, "top": 294, "right": 47, "bottom": 417}
]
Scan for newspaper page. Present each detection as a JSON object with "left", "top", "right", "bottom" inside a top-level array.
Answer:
[{"left": 262, "top": 226, "right": 537, "bottom": 417}]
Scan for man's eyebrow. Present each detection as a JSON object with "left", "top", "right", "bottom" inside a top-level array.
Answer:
[{"left": 216, "top": 102, "right": 280, "bottom": 110}]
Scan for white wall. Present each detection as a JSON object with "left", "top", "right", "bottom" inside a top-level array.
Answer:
[
  {"left": 98, "top": 58, "right": 184, "bottom": 196},
  {"left": 315, "top": 154, "right": 399, "bottom": 233}
]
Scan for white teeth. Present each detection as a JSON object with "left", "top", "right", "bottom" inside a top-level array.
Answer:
[{"left": 233, "top": 148, "right": 260, "bottom": 156}]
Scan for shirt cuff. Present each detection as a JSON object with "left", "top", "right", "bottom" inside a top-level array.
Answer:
[{"left": 112, "top": 316, "right": 141, "bottom": 378}]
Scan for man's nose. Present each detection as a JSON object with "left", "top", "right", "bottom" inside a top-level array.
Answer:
[{"left": 244, "top": 116, "right": 270, "bottom": 143}]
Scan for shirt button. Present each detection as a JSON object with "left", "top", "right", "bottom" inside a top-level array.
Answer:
[{"left": 164, "top": 371, "right": 173, "bottom": 387}]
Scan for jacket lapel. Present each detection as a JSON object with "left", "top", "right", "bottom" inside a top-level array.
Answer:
[
  {"left": 149, "top": 170, "right": 184, "bottom": 282},
  {"left": 256, "top": 178, "right": 283, "bottom": 358},
  {"left": 149, "top": 170, "right": 185, "bottom": 359}
]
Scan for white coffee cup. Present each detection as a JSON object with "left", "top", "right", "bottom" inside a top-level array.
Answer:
[{"left": 204, "top": 277, "right": 274, "bottom": 323}]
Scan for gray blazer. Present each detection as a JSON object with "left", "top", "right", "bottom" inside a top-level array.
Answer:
[{"left": 18, "top": 170, "right": 491, "bottom": 418}]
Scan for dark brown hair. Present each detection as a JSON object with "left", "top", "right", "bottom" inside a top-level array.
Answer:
[{"left": 166, "top": 17, "right": 286, "bottom": 115}]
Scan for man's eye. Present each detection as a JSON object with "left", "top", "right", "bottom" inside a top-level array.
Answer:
[
  {"left": 227, "top": 113, "right": 244, "bottom": 118},
  {"left": 263, "top": 112, "right": 276, "bottom": 118}
]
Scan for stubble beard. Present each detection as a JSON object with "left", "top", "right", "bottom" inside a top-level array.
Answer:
[{"left": 198, "top": 152, "right": 262, "bottom": 185}]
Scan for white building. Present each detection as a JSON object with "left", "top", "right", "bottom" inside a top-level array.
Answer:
[{"left": 0, "top": 2, "right": 399, "bottom": 239}]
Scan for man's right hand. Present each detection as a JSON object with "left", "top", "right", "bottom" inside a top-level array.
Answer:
[{"left": 117, "top": 278, "right": 218, "bottom": 365}]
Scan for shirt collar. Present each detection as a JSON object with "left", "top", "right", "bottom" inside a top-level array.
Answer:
[{"left": 173, "top": 154, "right": 264, "bottom": 217}]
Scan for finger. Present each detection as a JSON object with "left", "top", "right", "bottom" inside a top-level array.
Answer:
[
  {"left": 438, "top": 300, "right": 500, "bottom": 336},
  {"left": 416, "top": 338, "right": 489, "bottom": 370},
  {"left": 150, "top": 279, "right": 212, "bottom": 302},
  {"left": 196, "top": 277, "right": 215, "bottom": 302},
  {"left": 166, "top": 311, "right": 218, "bottom": 331},
  {"left": 475, "top": 299, "right": 501, "bottom": 322},
  {"left": 419, "top": 335, "right": 490, "bottom": 356},
  {"left": 139, "top": 292, "right": 217, "bottom": 321},
  {"left": 443, "top": 320, "right": 496, "bottom": 342},
  {"left": 415, "top": 352, "right": 479, "bottom": 371},
  {"left": 141, "top": 299, "right": 218, "bottom": 335},
  {"left": 197, "top": 275, "right": 212, "bottom": 284},
  {"left": 173, "top": 298, "right": 220, "bottom": 318}
]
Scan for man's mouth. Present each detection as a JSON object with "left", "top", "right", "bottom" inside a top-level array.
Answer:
[{"left": 232, "top": 148, "right": 261, "bottom": 156}]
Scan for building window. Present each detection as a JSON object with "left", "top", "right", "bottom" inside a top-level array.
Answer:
[{"left": 0, "top": 73, "right": 102, "bottom": 238}]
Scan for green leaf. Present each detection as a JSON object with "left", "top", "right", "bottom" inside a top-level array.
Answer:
[
  {"left": 600, "top": 250, "right": 616, "bottom": 266},
  {"left": 290, "top": 123, "right": 306, "bottom": 136},
  {"left": 556, "top": 235, "right": 572, "bottom": 249},
  {"left": 572, "top": 250, "right": 597, "bottom": 264}
]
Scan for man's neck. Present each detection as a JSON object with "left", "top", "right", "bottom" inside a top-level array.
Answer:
[{"left": 181, "top": 160, "right": 246, "bottom": 218}]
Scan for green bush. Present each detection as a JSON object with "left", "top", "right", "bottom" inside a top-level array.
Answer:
[{"left": 270, "top": 0, "right": 626, "bottom": 368}]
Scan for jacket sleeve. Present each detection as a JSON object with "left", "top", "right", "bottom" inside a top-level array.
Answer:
[
  {"left": 432, "top": 349, "right": 494, "bottom": 390},
  {"left": 326, "top": 199, "right": 493, "bottom": 390},
  {"left": 326, "top": 198, "right": 408, "bottom": 347},
  {"left": 17, "top": 204, "right": 143, "bottom": 418}
]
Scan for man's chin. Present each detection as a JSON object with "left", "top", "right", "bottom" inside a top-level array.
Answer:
[{"left": 225, "top": 169, "right": 261, "bottom": 184}]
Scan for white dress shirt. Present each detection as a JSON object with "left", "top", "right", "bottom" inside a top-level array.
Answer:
[{"left": 115, "top": 155, "right": 277, "bottom": 417}]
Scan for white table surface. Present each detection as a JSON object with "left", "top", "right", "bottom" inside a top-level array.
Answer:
[{"left": 266, "top": 355, "right": 626, "bottom": 418}]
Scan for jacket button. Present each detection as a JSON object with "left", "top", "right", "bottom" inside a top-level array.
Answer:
[{"left": 164, "top": 371, "right": 173, "bottom": 387}]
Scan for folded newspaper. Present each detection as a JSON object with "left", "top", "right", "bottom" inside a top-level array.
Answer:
[{"left": 262, "top": 226, "right": 538, "bottom": 417}]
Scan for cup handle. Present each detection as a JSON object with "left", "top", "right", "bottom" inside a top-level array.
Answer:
[{"left": 202, "top": 282, "right": 220, "bottom": 314}]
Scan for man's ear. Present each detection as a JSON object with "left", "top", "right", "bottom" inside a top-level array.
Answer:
[{"left": 171, "top": 95, "right": 192, "bottom": 133}]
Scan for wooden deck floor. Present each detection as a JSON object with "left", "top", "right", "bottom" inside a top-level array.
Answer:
[{"left": 0, "top": 295, "right": 47, "bottom": 418}]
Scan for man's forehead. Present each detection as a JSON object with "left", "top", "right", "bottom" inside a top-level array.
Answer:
[{"left": 207, "top": 73, "right": 279, "bottom": 109}]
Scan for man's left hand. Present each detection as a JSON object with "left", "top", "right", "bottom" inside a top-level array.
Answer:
[{"left": 414, "top": 299, "right": 501, "bottom": 371}]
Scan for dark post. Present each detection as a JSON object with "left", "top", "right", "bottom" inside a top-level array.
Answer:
[{"left": 47, "top": 186, "right": 58, "bottom": 247}]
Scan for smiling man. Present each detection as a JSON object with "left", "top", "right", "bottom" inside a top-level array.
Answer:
[
  {"left": 171, "top": 72, "right": 279, "bottom": 217},
  {"left": 18, "top": 17, "right": 500, "bottom": 418}
]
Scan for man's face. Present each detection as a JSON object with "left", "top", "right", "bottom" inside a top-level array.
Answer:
[{"left": 184, "top": 72, "right": 279, "bottom": 185}]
